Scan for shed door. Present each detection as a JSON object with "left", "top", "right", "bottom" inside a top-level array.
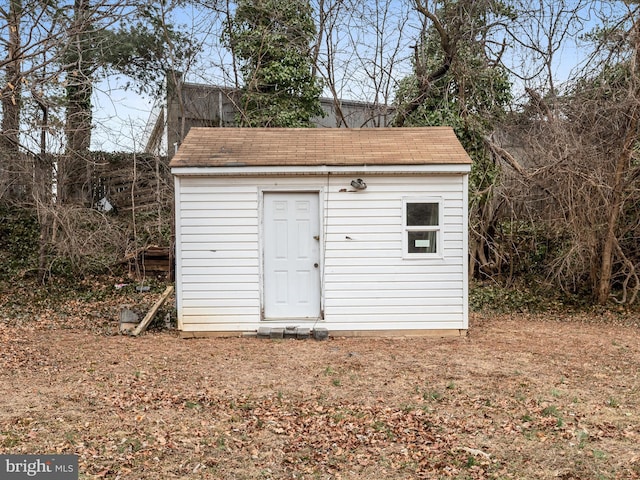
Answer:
[{"left": 263, "top": 192, "right": 321, "bottom": 319}]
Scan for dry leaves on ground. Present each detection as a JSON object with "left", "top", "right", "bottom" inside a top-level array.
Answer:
[{"left": 1, "top": 288, "right": 639, "bottom": 479}]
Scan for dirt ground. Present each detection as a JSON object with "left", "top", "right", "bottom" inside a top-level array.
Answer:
[{"left": 1, "top": 296, "right": 639, "bottom": 479}]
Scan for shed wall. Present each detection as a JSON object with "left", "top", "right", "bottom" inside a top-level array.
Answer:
[{"left": 175, "top": 174, "right": 468, "bottom": 333}]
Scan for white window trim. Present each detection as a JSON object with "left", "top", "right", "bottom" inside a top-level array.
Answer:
[{"left": 402, "top": 197, "right": 444, "bottom": 259}]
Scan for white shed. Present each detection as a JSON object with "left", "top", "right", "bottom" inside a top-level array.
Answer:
[{"left": 170, "top": 127, "right": 472, "bottom": 337}]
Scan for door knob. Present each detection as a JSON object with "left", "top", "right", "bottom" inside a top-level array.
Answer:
[{"left": 314, "top": 263, "right": 319, "bottom": 268}]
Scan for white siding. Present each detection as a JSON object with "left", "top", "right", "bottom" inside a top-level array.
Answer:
[
  {"left": 174, "top": 174, "right": 468, "bottom": 333},
  {"left": 322, "top": 176, "right": 466, "bottom": 331},
  {"left": 175, "top": 178, "right": 261, "bottom": 328}
]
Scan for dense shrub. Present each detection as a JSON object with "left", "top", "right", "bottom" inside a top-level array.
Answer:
[{"left": 0, "top": 205, "right": 39, "bottom": 280}]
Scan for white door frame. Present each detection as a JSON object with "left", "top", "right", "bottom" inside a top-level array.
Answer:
[{"left": 259, "top": 187, "right": 324, "bottom": 321}]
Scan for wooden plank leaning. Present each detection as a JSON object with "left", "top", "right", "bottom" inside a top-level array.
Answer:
[{"left": 132, "top": 285, "right": 174, "bottom": 336}]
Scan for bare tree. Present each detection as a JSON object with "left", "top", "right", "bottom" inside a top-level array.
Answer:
[
  {"left": 502, "top": 0, "right": 594, "bottom": 95},
  {"left": 0, "top": 0, "right": 192, "bottom": 279},
  {"left": 495, "top": 2, "right": 640, "bottom": 304},
  {"left": 311, "top": 0, "right": 409, "bottom": 126},
  {"left": 393, "top": 0, "right": 458, "bottom": 127}
]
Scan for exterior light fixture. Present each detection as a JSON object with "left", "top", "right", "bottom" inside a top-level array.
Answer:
[{"left": 350, "top": 178, "right": 367, "bottom": 190}]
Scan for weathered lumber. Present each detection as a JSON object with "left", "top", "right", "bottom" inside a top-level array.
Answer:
[{"left": 132, "top": 285, "right": 174, "bottom": 336}]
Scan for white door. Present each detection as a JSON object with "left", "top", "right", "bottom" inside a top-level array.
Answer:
[{"left": 263, "top": 192, "right": 321, "bottom": 319}]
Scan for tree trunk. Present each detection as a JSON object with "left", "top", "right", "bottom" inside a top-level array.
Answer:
[
  {"left": 61, "top": 0, "right": 93, "bottom": 206},
  {"left": 596, "top": 112, "right": 639, "bottom": 304},
  {"left": 0, "top": 0, "right": 23, "bottom": 201},
  {"left": 596, "top": 13, "right": 640, "bottom": 304}
]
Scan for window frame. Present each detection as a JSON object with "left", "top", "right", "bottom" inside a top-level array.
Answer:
[{"left": 402, "top": 197, "right": 443, "bottom": 259}]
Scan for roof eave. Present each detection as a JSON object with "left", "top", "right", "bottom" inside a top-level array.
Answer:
[{"left": 171, "top": 164, "right": 472, "bottom": 176}]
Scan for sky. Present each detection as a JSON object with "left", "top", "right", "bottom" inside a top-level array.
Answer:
[{"left": 91, "top": 80, "right": 157, "bottom": 153}]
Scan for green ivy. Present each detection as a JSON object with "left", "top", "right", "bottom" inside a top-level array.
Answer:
[
  {"left": 223, "top": 0, "right": 324, "bottom": 127},
  {"left": 469, "top": 282, "right": 560, "bottom": 313},
  {"left": 0, "top": 206, "right": 40, "bottom": 280}
]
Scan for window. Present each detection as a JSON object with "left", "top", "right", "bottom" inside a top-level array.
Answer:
[{"left": 403, "top": 198, "right": 442, "bottom": 257}]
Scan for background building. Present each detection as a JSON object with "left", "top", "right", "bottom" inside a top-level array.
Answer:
[{"left": 144, "top": 74, "right": 395, "bottom": 159}]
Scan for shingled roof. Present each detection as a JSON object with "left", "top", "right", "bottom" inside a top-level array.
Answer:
[{"left": 169, "top": 127, "right": 472, "bottom": 168}]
